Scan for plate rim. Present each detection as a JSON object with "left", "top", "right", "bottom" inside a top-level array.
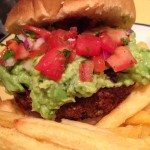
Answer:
[{"left": 134, "top": 23, "right": 150, "bottom": 27}]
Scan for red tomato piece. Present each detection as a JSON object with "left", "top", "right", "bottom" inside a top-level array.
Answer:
[
  {"left": 48, "top": 28, "right": 77, "bottom": 50},
  {"left": 106, "top": 46, "right": 137, "bottom": 72},
  {"left": 99, "top": 33, "right": 117, "bottom": 53},
  {"left": 7, "top": 41, "right": 19, "bottom": 51},
  {"left": 93, "top": 54, "right": 106, "bottom": 73},
  {"left": 6, "top": 40, "right": 15, "bottom": 46},
  {"left": 65, "top": 27, "right": 77, "bottom": 40},
  {"left": 35, "top": 48, "right": 66, "bottom": 81},
  {"left": 67, "top": 49, "right": 76, "bottom": 63},
  {"left": 76, "top": 34, "right": 101, "bottom": 56},
  {"left": 15, "top": 43, "right": 29, "bottom": 60},
  {"left": 105, "top": 28, "right": 129, "bottom": 46},
  {"left": 29, "top": 43, "right": 48, "bottom": 58},
  {"left": 79, "top": 60, "right": 94, "bottom": 82},
  {"left": 48, "top": 29, "right": 67, "bottom": 49},
  {"left": 25, "top": 25, "right": 51, "bottom": 40}
]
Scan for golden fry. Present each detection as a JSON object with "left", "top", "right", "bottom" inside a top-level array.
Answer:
[
  {"left": 125, "top": 110, "right": 150, "bottom": 126},
  {"left": 0, "top": 100, "right": 18, "bottom": 113},
  {"left": 144, "top": 104, "right": 150, "bottom": 113},
  {"left": 0, "top": 86, "right": 14, "bottom": 101},
  {"left": 0, "top": 110, "right": 23, "bottom": 128},
  {"left": 108, "top": 125, "right": 149, "bottom": 138},
  {"left": 14, "top": 118, "right": 150, "bottom": 150},
  {"left": 0, "top": 126, "right": 67, "bottom": 150}
]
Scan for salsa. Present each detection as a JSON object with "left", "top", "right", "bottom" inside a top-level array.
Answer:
[{"left": 0, "top": 26, "right": 136, "bottom": 82}]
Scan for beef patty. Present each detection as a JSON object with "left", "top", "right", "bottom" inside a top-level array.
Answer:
[{"left": 14, "top": 85, "right": 134, "bottom": 121}]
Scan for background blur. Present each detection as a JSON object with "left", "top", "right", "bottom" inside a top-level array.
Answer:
[
  {"left": 0, "top": 0, "right": 149, "bottom": 38},
  {"left": 133, "top": 0, "right": 150, "bottom": 25},
  {"left": 0, "top": 0, "right": 17, "bottom": 37}
]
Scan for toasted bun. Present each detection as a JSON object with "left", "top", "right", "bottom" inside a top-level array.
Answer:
[{"left": 5, "top": 0, "right": 136, "bottom": 33}]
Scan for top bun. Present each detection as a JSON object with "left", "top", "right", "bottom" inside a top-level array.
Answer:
[{"left": 5, "top": 0, "right": 136, "bottom": 33}]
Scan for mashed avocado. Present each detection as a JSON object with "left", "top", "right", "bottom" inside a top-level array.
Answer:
[{"left": 0, "top": 34, "right": 150, "bottom": 119}]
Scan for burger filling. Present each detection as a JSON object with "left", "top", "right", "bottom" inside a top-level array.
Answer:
[{"left": 0, "top": 26, "right": 150, "bottom": 120}]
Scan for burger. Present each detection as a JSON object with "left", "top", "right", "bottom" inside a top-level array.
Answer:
[{"left": 0, "top": 0, "right": 150, "bottom": 122}]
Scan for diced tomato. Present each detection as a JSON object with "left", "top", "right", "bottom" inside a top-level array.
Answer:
[
  {"left": 6, "top": 40, "right": 15, "bottom": 46},
  {"left": 35, "top": 47, "right": 66, "bottom": 81},
  {"left": 99, "top": 33, "right": 117, "bottom": 53},
  {"left": 48, "top": 28, "right": 77, "bottom": 50},
  {"left": 106, "top": 46, "right": 137, "bottom": 72},
  {"left": 105, "top": 28, "right": 129, "bottom": 46},
  {"left": 65, "top": 27, "right": 77, "bottom": 40},
  {"left": 67, "top": 49, "right": 76, "bottom": 63},
  {"left": 76, "top": 34, "right": 101, "bottom": 56},
  {"left": 0, "top": 49, "right": 7, "bottom": 63},
  {"left": 25, "top": 25, "right": 51, "bottom": 40},
  {"left": 29, "top": 43, "right": 48, "bottom": 58},
  {"left": 79, "top": 60, "right": 94, "bottom": 82},
  {"left": 48, "top": 29, "right": 67, "bottom": 49},
  {"left": 7, "top": 41, "right": 19, "bottom": 51},
  {"left": 93, "top": 54, "right": 106, "bottom": 73},
  {"left": 15, "top": 43, "right": 29, "bottom": 60}
]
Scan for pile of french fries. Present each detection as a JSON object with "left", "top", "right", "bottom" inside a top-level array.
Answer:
[
  {"left": 0, "top": 42, "right": 150, "bottom": 149},
  {"left": 0, "top": 99, "right": 150, "bottom": 150}
]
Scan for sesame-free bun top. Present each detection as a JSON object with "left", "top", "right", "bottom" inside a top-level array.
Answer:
[{"left": 5, "top": 0, "right": 136, "bottom": 33}]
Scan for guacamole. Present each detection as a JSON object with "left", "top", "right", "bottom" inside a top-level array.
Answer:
[{"left": 0, "top": 35, "right": 150, "bottom": 119}]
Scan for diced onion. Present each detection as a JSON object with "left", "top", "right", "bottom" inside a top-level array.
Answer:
[
  {"left": 3, "top": 57, "right": 16, "bottom": 67},
  {"left": 126, "top": 29, "right": 134, "bottom": 34},
  {"left": 23, "top": 60, "right": 32, "bottom": 71},
  {"left": 103, "top": 50, "right": 111, "bottom": 60},
  {"left": 23, "top": 39, "right": 29, "bottom": 49},
  {"left": 67, "top": 38, "right": 75, "bottom": 42},
  {"left": 32, "top": 38, "right": 45, "bottom": 50},
  {"left": 17, "top": 34, "right": 26, "bottom": 42}
]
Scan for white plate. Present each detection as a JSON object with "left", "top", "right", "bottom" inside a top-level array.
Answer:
[{"left": 132, "top": 24, "right": 150, "bottom": 48}]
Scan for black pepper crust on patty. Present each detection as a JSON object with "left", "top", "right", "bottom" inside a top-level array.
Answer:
[{"left": 14, "top": 85, "right": 134, "bottom": 121}]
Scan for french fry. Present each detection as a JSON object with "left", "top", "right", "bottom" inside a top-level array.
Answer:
[
  {"left": 0, "top": 100, "right": 19, "bottom": 113},
  {"left": 62, "top": 119, "right": 101, "bottom": 131},
  {"left": 96, "top": 83, "right": 150, "bottom": 128},
  {"left": 0, "top": 126, "right": 68, "bottom": 150},
  {"left": 108, "top": 125, "right": 147, "bottom": 138},
  {"left": 0, "top": 86, "right": 14, "bottom": 101},
  {"left": 139, "top": 125, "right": 150, "bottom": 138},
  {"left": 144, "top": 104, "right": 150, "bottom": 113},
  {"left": 14, "top": 118, "right": 150, "bottom": 150},
  {"left": 0, "top": 110, "right": 23, "bottom": 128},
  {"left": 125, "top": 110, "right": 150, "bottom": 126},
  {"left": 137, "top": 42, "right": 149, "bottom": 49}
]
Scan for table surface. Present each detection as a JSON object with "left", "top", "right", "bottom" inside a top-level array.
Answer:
[{"left": 134, "top": 0, "right": 150, "bottom": 25}]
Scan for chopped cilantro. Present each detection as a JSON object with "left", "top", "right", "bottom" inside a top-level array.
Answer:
[
  {"left": 57, "top": 50, "right": 62, "bottom": 54},
  {"left": 63, "top": 49, "right": 72, "bottom": 61},
  {"left": 13, "top": 35, "right": 23, "bottom": 43},
  {"left": 83, "top": 56, "right": 90, "bottom": 59},
  {"left": 3, "top": 50, "right": 14, "bottom": 61},
  {"left": 24, "top": 30, "right": 36, "bottom": 39},
  {"left": 67, "top": 41, "right": 71, "bottom": 45},
  {"left": 57, "top": 49, "right": 72, "bottom": 63},
  {"left": 93, "top": 31, "right": 100, "bottom": 36},
  {"left": 121, "top": 38, "right": 129, "bottom": 45},
  {"left": 86, "top": 47, "right": 91, "bottom": 53}
]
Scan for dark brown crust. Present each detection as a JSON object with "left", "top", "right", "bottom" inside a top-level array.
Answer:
[
  {"left": 14, "top": 85, "right": 134, "bottom": 121},
  {"left": 55, "top": 85, "right": 134, "bottom": 120}
]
